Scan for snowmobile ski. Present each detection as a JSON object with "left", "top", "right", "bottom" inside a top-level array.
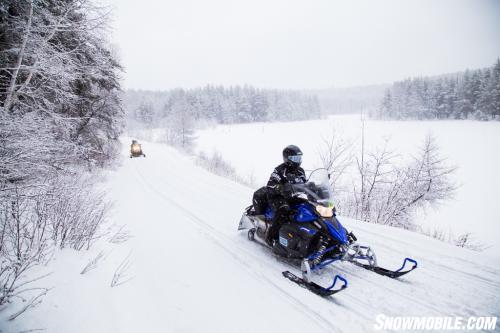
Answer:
[
  {"left": 282, "top": 271, "right": 347, "bottom": 297},
  {"left": 352, "top": 257, "right": 418, "bottom": 278}
]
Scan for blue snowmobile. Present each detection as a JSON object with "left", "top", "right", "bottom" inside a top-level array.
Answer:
[{"left": 238, "top": 169, "right": 417, "bottom": 297}]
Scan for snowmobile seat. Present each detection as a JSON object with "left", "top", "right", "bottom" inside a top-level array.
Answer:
[
  {"left": 245, "top": 206, "right": 266, "bottom": 220},
  {"left": 252, "top": 186, "right": 269, "bottom": 215}
]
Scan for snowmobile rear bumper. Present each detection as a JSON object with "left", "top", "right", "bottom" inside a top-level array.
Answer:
[{"left": 238, "top": 213, "right": 254, "bottom": 230}]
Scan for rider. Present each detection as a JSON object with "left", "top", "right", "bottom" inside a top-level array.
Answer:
[{"left": 264, "top": 145, "right": 306, "bottom": 246}]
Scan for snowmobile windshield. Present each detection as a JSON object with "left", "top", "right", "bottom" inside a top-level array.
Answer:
[{"left": 291, "top": 169, "right": 334, "bottom": 207}]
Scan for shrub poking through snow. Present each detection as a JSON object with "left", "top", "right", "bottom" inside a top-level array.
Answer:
[
  {"left": 110, "top": 252, "right": 133, "bottom": 287},
  {"left": 196, "top": 151, "right": 254, "bottom": 187},
  {"left": 321, "top": 123, "right": 456, "bottom": 230},
  {"left": 317, "top": 126, "right": 483, "bottom": 249},
  {"left": 0, "top": 174, "right": 109, "bottom": 307},
  {"left": 81, "top": 251, "right": 107, "bottom": 275},
  {"left": 419, "top": 227, "right": 489, "bottom": 252}
]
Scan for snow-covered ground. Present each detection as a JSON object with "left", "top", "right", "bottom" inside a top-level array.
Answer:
[
  {"left": 5, "top": 139, "right": 499, "bottom": 332},
  {"left": 195, "top": 115, "right": 500, "bottom": 254}
]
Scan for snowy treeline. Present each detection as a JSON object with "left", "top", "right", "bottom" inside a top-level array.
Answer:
[
  {"left": 125, "top": 86, "right": 321, "bottom": 149},
  {"left": 0, "top": 0, "right": 122, "bottom": 315},
  {"left": 378, "top": 59, "right": 500, "bottom": 120},
  {"left": 310, "top": 84, "right": 389, "bottom": 115}
]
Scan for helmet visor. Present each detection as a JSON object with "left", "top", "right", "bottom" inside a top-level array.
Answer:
[{"left": 288, "top": 155, "right": 302, "bottom": 164}]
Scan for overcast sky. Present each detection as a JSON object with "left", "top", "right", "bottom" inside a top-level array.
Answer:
[{"left": 104, "top": 0, "right": 500, "bottom": 90}]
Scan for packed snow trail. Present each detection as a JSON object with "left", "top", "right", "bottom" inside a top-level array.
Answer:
[{"left": 6, "top": 140, "right": 500, "bottom": 333}]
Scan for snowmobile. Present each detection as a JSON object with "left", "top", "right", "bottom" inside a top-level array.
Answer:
[
  {"left": 130, "top": 140, "right": 146, "bottom": 158},
  {"left": 238, "top": 169, "right": 417, "bottom": 297}
]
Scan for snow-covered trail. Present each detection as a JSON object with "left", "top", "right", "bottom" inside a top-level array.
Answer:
[
  {"left": 97, "top": 142, "right": 338, "bottom": 333},
  {"left": 110, "top": 140, "right": 500, "bottom": 332},
  {"left": 7, "top": 140, "right": 500, "bottom": 333}
]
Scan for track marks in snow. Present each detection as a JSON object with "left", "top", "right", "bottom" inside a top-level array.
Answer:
[{"left": 131, "top": 163, "right": 342, "bottom": 333}]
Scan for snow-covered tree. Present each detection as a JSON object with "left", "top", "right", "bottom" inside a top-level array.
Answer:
[
  {"left": 135, "top": 101, "right": 155, "bottom": 126},
  {"left": 377, "top": 60, "right": 500, "bottom": 121},
  {"left": 0, "top": 0, "right": 122, "bottom": 312},
  {"left": 320, "top": 133, "right": 456, "bottom": 230},
  {"left": 0, "top": 0, "right": 123, "bottom": 166}
]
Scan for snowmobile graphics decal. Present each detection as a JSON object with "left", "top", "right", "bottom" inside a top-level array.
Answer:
[
  {"left": 324, "top": 219, "right": 348, "bottom": 244},
  {"left": 299, "top": 227, "right": 316, "bottom": 235},
  {"left": 279, "top": 236, "right": 288, "bottom": 247}
]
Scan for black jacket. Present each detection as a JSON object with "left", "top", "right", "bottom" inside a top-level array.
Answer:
[{"left": 266, "top": 163, "right": 306, "bottom": 189}]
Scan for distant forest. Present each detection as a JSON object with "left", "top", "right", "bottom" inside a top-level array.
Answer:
[
  {"left": 126, "top": 86, "right": 320, "bottom": 124},
  {"left": 125, "top": 86, "right": 321, "bottom": 148},
  {"left": 378, "top": 59, "right": 500, "bottom": 120},
  {"left": 310, "top": 84, "right": 389, "bottom": 115}
]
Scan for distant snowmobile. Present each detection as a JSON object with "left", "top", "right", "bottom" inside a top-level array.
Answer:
[
  {"left": 130, "top": 140, "right": 146, "bottom": 158},
  {"left": 238, "top": 169, "right": 417, "bottom": 297}
]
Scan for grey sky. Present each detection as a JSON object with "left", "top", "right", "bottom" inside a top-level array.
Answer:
[{"left": 105, "top": 0, "right": 500, "bottom": 90}]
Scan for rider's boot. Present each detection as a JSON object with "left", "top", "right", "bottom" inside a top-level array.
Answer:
[{"left": 265, "top": 203, "right": 289, "bottom": 247}]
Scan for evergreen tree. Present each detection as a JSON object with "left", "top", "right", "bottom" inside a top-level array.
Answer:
[
  {"left": 377, "top": 60, "right": 500, "bottom": 121},
  {"left": 490, "top": 59, "right": 500, "bottom": 117},
  {"left": 0, "top": 0, "right": 123, "bottom": 166}
]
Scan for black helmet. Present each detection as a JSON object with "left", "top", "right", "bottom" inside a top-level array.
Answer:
[{"left": 282, "top": 145, "right": 303, "bottom": 167}]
